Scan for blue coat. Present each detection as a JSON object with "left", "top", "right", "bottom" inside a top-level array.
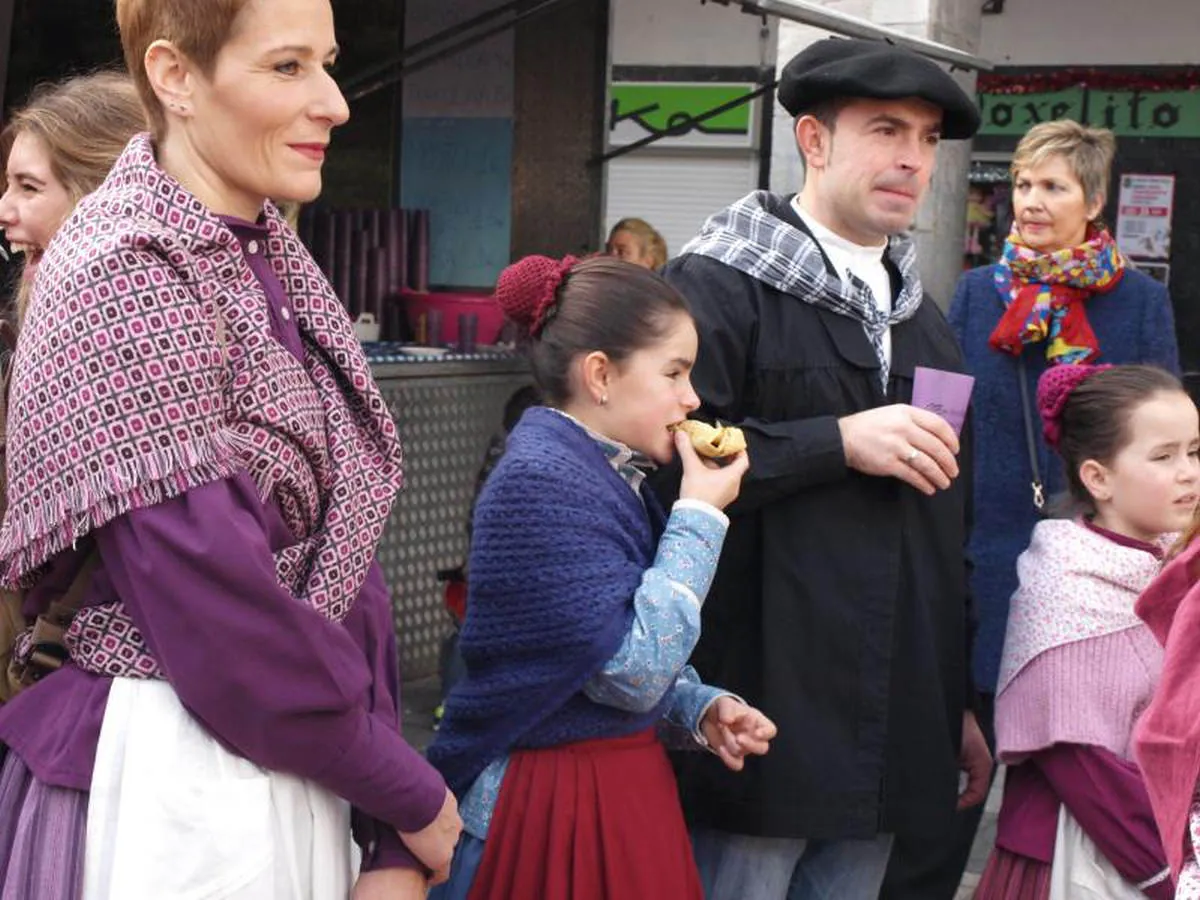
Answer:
[{"left": 949, "top": 265, "right": 1179, "bottom": 692}]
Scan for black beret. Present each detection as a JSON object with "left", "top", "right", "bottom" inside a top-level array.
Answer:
[{"left": 778, "top": 37, "right": 981, "bottom": 140}]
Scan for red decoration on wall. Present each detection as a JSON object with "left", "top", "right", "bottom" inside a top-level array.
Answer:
[{"left": 978, "top": 69, "right": 1200, "bottom": 95}]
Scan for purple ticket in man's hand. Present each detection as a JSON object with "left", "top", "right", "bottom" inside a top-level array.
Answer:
[{"left": 912, "top": 367, "right": 975, "bottom": 436}]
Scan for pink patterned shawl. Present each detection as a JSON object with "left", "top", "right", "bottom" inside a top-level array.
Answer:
[
  {"left": 996, "top": 518, "right": 1167, "bottom": 695},
  {"left": 995, "top": 519, "right": 1168, "bottom": 773},
  {"left": 0, "top": 133, "right": 403, "bottom": 679}
]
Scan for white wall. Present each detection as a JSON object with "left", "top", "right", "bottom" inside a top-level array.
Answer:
[
  {"left": 611, "top": 0, "right": 774, "bottom": 67},
  {"left": 980, "top": 0, "right": 1196, "bottom": 66},
  {"left": 607, "top": 0, "right": 778, "bottom": 257}
]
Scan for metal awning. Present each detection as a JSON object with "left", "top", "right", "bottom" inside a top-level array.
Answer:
[{"left": 706, "top": 0, "right": 993, "bottom": 72}]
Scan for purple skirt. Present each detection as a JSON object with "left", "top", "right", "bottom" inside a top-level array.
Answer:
[
  {"left": 0, "top": 749, "right": 86, "bottom": 900},
  {"left": 973, "top": 847, "right": 1051, "bottom": 900}
]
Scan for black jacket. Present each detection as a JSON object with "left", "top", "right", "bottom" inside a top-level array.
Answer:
[{"left": 660, "top": 194, "right": 975, "bottom": 841}]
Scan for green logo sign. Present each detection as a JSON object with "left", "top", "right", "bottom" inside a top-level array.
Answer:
[
  {"left": 611, "top": 84, "right": 754, "bottom": 140},
  {"left": 978, "top": 88, "right": 1200, "bottom": 138}
]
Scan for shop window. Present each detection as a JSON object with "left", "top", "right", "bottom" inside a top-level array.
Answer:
[{"left": 965, "top": 161, "right": 1013, "bottom": 270}]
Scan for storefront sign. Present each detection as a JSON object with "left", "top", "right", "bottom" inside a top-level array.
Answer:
[
  {"left": 1115, "top": 173, "right": 1176, "bottom": 260},
  {"left": 610, "top": 83, "right": 757, "bottom": 149},
  {"left": 977, "top": 88, "right": 1200, "bottom": 138}
]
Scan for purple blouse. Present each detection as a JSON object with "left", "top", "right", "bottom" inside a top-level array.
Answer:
[
  {"left": 0, "top": 215, "right": 442, "bottom": 872},
  {"left": 997, "top": 745, "right": 1172, "bottom": 897},
  {"left": 1081, "top": 517, "right": 1165, "bottom": 559}
]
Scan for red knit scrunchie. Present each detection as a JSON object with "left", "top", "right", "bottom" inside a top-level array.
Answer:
[
  {"left": 1036, "top": 363, "right": 1113, "bottom": 450},
  {"left": 494, "top": 254, "right": 579, "bottom": 336}
]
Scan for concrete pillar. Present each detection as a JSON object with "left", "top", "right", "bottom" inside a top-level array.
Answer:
[
  {"left": 767, "top": 0, "right": 984, "bottom": 308},
  {"left": 922, "top": 0, "right": 984, "bottom": 308}
]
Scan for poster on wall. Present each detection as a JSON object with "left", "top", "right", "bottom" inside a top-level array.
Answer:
[
  {"left": 1115, "top": 173, "right": 1175, "bottom": 260},
  {"left": 1135, "top": 261, "right": 1171, "bottom": 288}
]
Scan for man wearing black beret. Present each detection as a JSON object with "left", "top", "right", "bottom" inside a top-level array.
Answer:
[{"left": 657, "top": 37, "right": 990, "bottom": 899}]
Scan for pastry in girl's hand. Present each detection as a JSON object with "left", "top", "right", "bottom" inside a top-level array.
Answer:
[{"left": 670, "top": 420, "right": 747, "bottom": 459}]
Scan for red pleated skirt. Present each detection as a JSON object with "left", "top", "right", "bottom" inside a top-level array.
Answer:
[
  {"left": 973, "top": 847, "right": 1051, "bottom": 900},
  {"left": 468, "top": 728, "right": 703, "bottom": 900}
]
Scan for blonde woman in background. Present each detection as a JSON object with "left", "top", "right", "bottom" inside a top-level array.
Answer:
[{"left": 607, "top": 216, "right": 668, "bottom": 269}]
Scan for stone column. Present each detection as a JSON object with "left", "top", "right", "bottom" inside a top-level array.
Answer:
[
  {"left": 922, "top": 0, "right": 985, "bottom": 308},
  {"left": 768, "top": 0, "right": 984, "bottom": 309},
  {"left": 511, "top": 0, "right": 611, "bottom": 259}
]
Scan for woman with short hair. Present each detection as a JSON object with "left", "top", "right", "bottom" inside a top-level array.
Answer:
[
  {"left": 954, "top": 120, "right": 1179, "bottom": 703},
  {"left": 0, "top": 2, "right": 458, "bottom": 898},
  {"left": 606, "top": 217, "right": 668, "bottom": 270}
]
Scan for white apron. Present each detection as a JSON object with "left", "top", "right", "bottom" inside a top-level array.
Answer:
[
  {"left": 1048, "top": 805, "right": 1149, "bottom": 900},
  {"left": 84, "top": 678, "right": 356, "bottom": 899}
]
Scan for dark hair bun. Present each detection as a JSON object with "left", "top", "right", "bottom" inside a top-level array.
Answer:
[{"left": 494, "top": 254, "right": 577, "bottom": 335}]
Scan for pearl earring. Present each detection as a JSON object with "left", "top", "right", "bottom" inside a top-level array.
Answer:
[{"left": 599, "top": 394, "right": 608, "bottom": 406}]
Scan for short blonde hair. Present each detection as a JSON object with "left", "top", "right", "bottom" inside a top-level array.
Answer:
[
  {"left": 115, "top": 0, "right": 251, "bottom": 139},
  {"left": 607, "top": 217, "right": 668, "bottom": 269},
  {"left": 1010, "top": 120, "right": 1116, "bottom": 207}
]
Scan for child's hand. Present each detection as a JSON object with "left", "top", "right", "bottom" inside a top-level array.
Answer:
[
  {"left": 700, "top": 696, "right": 777, "bottom": 771},
  {"left": 677, "top": 431, "right": 750, "bottom": 511}
]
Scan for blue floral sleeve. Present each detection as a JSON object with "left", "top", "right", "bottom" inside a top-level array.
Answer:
[
  {"left": 458, "top": 500, "right": 732, "bottom": 842},
  {"left": 582, "top": 500, "right": 728, "bottom": 711}
]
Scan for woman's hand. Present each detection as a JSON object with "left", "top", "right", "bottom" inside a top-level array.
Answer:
[
  {"left": 676, "top": 431, "right": 750, "bottom": 511},
  {"left": 700, "top": 695, "right": 777, "bottom": 771},
  {"left": 397, "top": 788, "right": 462, "bottom": 881},
  {"left": 352, "top": 867, "right": 430, "bottom": 899}
]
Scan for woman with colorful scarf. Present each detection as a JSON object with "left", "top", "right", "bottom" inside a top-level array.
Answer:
[
  {"left": 941, "top": 120, "right": 1178, "bottom": 885},
  {"left": 0, "top": 1, "right": 458, "bottom": 899}
]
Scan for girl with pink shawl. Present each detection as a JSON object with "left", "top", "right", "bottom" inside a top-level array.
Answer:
[{"left": 974, "top": 364, "right": 1198, "bottom": 900}]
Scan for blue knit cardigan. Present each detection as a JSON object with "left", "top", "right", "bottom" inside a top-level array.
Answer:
[
  {"left": 426, "top": 407, "right": 672, "bottom": 796},
  {"left": 949, "top": 265, "right": 1179, "bottom": 692}
]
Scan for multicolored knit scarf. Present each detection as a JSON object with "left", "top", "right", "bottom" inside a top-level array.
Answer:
[
  {"left": 988, "top": 225, "right": 1126, "bottom": 364},
  {"left": 0, "top": 133, "right": 404, "bottom": 679}
]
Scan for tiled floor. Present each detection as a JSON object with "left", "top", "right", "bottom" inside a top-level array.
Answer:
[{"left": 402, "top": 674, "right": 999, "bottom": 900}]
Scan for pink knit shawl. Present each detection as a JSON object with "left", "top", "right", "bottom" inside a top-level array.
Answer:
[
  {"left": 0, "top": 133, "right": 403, "bottom": 678},
  {"left": 997, "top": 518, "right": 1166, "bottom": 696}
]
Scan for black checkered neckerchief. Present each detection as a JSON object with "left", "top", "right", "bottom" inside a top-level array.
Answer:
[{"left": 681, "top": 190, "right": 924, "bottom": 389}]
